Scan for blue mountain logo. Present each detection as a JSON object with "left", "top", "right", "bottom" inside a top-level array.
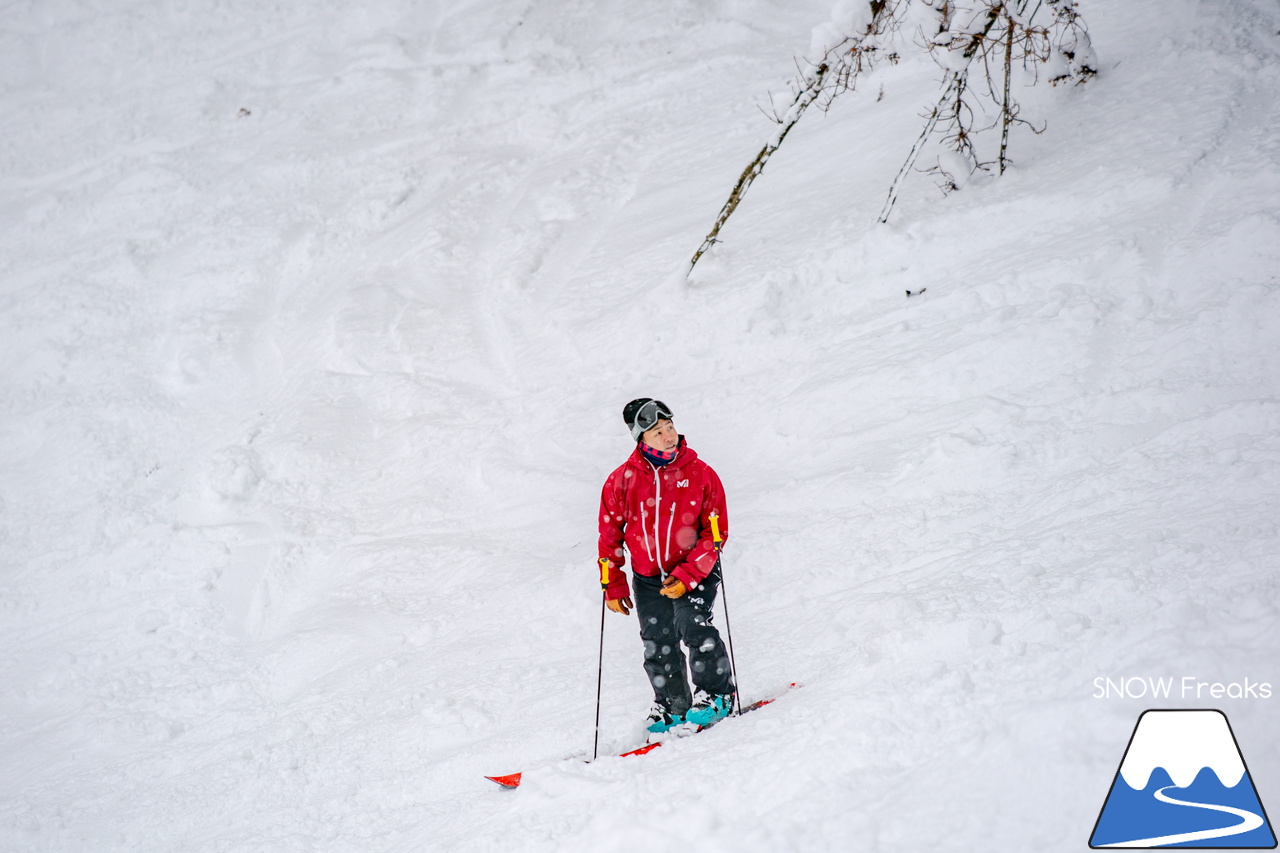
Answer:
[{"left": 1091, "top": 709, "right": 1276, "bottom": 848}]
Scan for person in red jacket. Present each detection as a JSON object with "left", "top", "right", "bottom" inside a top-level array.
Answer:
[{"left": 598, "top": 398, "right": 736, "bottom": 733}]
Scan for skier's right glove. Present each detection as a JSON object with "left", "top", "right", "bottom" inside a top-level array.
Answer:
[{"left": 600, "top": 558, "right": 631, "bottom": 614}]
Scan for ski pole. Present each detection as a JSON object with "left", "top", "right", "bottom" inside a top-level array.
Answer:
[
  {"left": 593, "top": 558, "right": 610, "bottom": 760},
  {"left": 710, "top": 512, "right": 741, "bottom": 716}
]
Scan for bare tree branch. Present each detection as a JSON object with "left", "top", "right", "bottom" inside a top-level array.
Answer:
[
  {"left": 689, "top": 0, "right": 1095, "bottom": 268},
  {"left": 688, "top": 2, "right": 898, "bottom": 273}
]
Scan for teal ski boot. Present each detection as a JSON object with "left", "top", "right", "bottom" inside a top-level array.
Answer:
[
  {"left": 644, "top": 702, "right": 685, "bottom": 734},
  {"left": 685, "top": 690, "right": 734, "bottom": 728}
]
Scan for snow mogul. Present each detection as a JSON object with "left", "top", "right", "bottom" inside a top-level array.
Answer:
[{"left": 597, "top": 398, "right": 737, "bottom": 734}]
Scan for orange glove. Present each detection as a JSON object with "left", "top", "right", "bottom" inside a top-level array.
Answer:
[
  {"left": 606, "top": 596, "right": 633, "bottom": 615},
  {"left": 660, "top": 576, "right": 687, "bottom": 599}
]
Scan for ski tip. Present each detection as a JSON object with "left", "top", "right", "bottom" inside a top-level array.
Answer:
[{"left": 485, "top": 773, "right": 523, "bottom": 788}]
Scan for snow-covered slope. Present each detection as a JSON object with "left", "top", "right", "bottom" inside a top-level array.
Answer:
[{"left": 3, "top": 1, "right": 1279, "bottom": 850}]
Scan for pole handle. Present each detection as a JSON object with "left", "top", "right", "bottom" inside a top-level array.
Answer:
[
  {"left": 599, "top": 558, "right": 611, "bottom": 590},
  {"left": 710, "top": 511, "right": 724, "bottom": 550}
]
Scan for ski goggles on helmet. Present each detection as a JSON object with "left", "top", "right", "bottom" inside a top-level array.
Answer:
[{"left": 629, "top": 399, "right": 673, "bottom": 441}]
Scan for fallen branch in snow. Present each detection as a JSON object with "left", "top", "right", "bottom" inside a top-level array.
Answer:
[
  {"left": 879, "top": 74, "right": 963, "bottom": 224},
  {"left": 686, "top": 60, "right": 833, "bottom": 274}
]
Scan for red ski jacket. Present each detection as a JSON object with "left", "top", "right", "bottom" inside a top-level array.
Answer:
[{"left": 597, "top": 438, "right": 728, "bottom": 600}]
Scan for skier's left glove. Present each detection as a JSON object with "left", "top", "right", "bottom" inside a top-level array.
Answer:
[{"left": 659, "top": 576, "right": 687, "bottom": 599}]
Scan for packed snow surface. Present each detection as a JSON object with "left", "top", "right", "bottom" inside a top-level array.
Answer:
[{"left": 3, "top": 0, "right": 1279, "bottom": 851}]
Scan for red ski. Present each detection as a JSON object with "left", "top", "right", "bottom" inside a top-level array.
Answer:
[{"left": 485, "top": 684, "right": 798, "bottom": 788}]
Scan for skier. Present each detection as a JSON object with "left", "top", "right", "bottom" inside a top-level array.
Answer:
[{"left": 598, "top": 398, "right": 736, "bottom": 734}]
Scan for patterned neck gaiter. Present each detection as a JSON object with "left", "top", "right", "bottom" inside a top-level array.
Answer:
[{"left": 639, "top": 442, "right": 678, "bottom": 467}]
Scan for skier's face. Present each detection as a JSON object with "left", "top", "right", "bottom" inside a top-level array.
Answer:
[{"left": 642, "top": 419, "right": 678, "bottom": 453}]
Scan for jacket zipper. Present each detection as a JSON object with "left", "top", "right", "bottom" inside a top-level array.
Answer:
[
  {"left": 665, "top": 501, "right": 675, "bottom": 565},
  {"left": 640, "top": 504, "right": 655, "bottom": 563},
  {"left": 652, "top": 465, "right": 664, "bottom": 580}
]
